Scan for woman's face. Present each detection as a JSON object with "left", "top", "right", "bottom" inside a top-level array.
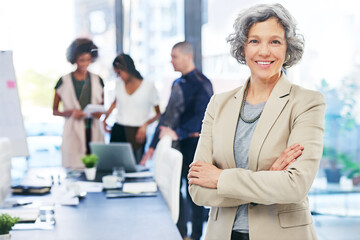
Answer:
[
  {"left": 243, "top": 17, "right": 287, "bottom": 84},
  {"left": 75, "top": 53, "right": 92, "bottom": 73},
  {"left": 113, "top": 67, "right": 129, "bottom": 82}
]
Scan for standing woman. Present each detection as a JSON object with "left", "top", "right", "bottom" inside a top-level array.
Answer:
[
  {"left": 188, "top": 3, "right": 325, "bottom": 240},
  {"left": 53, "top": 38, "right": 105, "bottom": 169},
  {"left": 103, "top": 54, "right": 160, "bottom": 163}
]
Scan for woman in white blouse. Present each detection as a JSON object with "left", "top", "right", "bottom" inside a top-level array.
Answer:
[{"left": 103, "top": 54, "right": 161, "bottom": 163}]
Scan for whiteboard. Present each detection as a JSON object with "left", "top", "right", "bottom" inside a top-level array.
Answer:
[{"left": 0, "top": 51, "right": 29, "bottom": 157}]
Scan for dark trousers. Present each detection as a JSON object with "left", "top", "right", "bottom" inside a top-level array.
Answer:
[
  {"left": 85, "top": 128, "right": 91, "bottom": 155},
  {"left": 177, "top": 137, "right": 205, "bottom": 240},
  {"left": 110, "top": 123, "right": 145, "bottom": 164},
  {"left": 231, "top": 231, "right": 249, "bottom": 240}
]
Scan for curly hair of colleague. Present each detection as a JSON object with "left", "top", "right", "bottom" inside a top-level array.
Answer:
[{"left": 53, "top": 38, "right": 105, "bottom": 169}]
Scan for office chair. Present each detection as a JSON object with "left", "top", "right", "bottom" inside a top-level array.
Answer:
[
  {"left": 154, "top": 135, "right": 172, "bottom": 184},
  {"left": 154, "top": 136, "right": 183, "bottom": 223}
]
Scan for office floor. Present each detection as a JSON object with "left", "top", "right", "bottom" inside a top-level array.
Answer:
[{"left": 12, "top": 146, "right": 360, "bottom": 240}]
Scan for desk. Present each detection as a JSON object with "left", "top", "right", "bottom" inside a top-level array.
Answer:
[{"left": 8, "top": 169, "right": 182, "bottom": 240}]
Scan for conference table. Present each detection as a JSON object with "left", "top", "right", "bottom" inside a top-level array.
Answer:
[{"left": 7, "top": 168, "right": 182, "bottom": 240}]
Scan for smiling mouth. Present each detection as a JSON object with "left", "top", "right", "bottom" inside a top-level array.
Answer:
[{"left": 256, "top": 61, "right": 274, "bottom": 65}]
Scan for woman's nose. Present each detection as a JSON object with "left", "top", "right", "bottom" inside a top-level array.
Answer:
[{"left": 258, "top": 43, "right": 270, "bottom": 56}]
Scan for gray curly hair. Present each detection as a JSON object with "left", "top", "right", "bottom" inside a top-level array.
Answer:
[{"left": 227, "top": 3, "right": 304, "bottom": 69}]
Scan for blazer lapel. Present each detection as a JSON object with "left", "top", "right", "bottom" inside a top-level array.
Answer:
[{"left": 248, "top": 73, "right": 292, "bottom": 171}]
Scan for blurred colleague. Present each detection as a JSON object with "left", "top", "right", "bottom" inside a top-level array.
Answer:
[
  {"left": 188, "top": 3, "right": 325, "bottom": 240},
  {"left": 141, "top": 41, "right": 213, "bottom": 240},
  {"left": 103, "top": 53, "right": 161, "bottom": 163},
  {"left": 53, "top": 38, "right": 105, "bottom": 169}
]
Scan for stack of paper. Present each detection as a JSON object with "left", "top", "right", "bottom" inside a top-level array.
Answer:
[
  {"left": 124, "top": 171, "right": 154, "bottom": 178},
  {"left": 0, "top": 208, "right": 39, "bottom": 222},
  {"left": 122, "top": 181, "right": 157, "bottom": 194},
  {"left": 76, "top": 181, "right": 103, "bottom": 193},
  {"left": 11, "top": 185, "right": 51, "bottom": 195},
  {"left": 83, "top": 104, "right": 105, "bottom": 118}
]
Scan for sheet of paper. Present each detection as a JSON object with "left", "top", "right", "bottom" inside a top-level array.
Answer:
[
  {"left": 122, "top": 181, "right": 157, "bottom": 194},
  {"left": 83, "top": 104, "right": 105, "bottom": 117},
  {"left": 76, "top": 181, "right": 103, "bottom": 192},
  {"left": 0, "top": 208, "right": 39, "bottom": 222},
  {"left": 125, "top": 171, "right": 154, "bottom": 178},
  {"left": 57, "top": 191, "right": 79, "bottom": 206},
  {"left": 13, "top": 217, "right": 55, "bottom": 230},
  {"left": 13, "top": 221, "right": 55, "bottom": 230},
  {"left": 106, "top": 190, "right": 157, "bottom": 198}
]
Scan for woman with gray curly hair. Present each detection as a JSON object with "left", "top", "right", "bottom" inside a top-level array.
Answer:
[{"left": 188, "top": 3, "right": 325, "bottom": 240}]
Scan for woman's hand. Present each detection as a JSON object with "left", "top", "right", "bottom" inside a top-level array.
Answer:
[
  {"left": 136, "top": 124, "right": 147, "bottom": 143},
  {"left": 103, "top": 121, "right": 112, "bottom": 133},
  {"left": 139, "top": 147, "right": 154, "bottom": 165},
  {"left": 270, "top": 143, "right": 304, "bottom": 171},
  {"left": 71, "top": 109, "right": 86, "bottom": 119},
  {"left": 159, "top": 126, "right": 178, "bottom": 141},
  {"left": 91, "top": 111, "right": 103, "bottom": 119},
  {"left": 188, "top": 161, "right": 223, "bottom": 189},
  {"left": 187, "top": 144, "right": 303, "bottom": 189}
]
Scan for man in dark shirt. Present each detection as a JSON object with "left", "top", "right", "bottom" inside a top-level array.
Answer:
[{"left": 141, "top": 41, "right": 213, "bottom": 240}]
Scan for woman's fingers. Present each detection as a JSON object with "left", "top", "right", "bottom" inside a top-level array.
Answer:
[
  {"left": 136, "top": 126, "right": 147, "bottom": 143},
  {"left": 270, "top": 144, "right": 304, "bottom": 171},
  {"left": 188, "top": 161, "right": 222, "bottom": 189},
  {"left": 279, "top": 149, "right": 302, "bottom": 170},
  {"left": 136, "top": 132, "right": 145, "bottom": 143},
  {"left": 188, "top": 177, "right": 200, "bottom": 185},
  {"left": 189, "top": 160, "right": 206, "bottom": 168}
]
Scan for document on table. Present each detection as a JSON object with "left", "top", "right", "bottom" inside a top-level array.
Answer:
[
  {"left": 83, "top": 104, "right": 105, "bottom": 117},
  {"left": 0, "top": 208, "right": 39, "bottom": 222},
  {"left": 125, "top": 171, "right": 154, "bottom": 178},
  {"left": 13, "top": 220, "right": 55, "bottom": 230},
  {"left": 122, "top": 181, "right": 157, "bottom": 194},
  {"left": 106, "top": 190, "right": 157, "bottom": 198},
  {"left": 76, "top": 181, "right": 103, "bottom": 192}
]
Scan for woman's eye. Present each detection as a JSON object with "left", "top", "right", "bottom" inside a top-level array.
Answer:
[
  {"left": 272, "top": 40, "right": 281, "bottom": 44},
  {"left": 249, "top": 39, "right": 258, "bottom": 44}
]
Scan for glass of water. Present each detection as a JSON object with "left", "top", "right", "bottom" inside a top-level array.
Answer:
[{"left": 112, "top": 166, "right": 125, "bottom": 183}]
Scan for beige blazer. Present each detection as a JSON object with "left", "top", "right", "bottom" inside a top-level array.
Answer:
[
  {"left": 189, "top": 73, "right": 326, "bottom": 240},
  {"left": 56, "top": 73, "right": 104, "bottom": 169}
]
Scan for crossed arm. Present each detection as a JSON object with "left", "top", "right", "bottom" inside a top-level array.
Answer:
[{"left": 188, "top": 143, "right": 304, "bottom": 189}]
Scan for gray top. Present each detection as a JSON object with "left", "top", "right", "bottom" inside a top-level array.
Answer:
[{"left": 233, "top": 101, "right": 266, "bottom": 233}]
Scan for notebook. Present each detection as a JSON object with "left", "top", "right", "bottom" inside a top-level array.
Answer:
[{"left": 90, "top": 142, "right": 148, "bottom": 173}]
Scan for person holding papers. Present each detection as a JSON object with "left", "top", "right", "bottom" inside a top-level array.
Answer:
[
  {"left": 103, "top": 54, "right": 160, "bottom": 163},
  {"left": 53, "top": 38, "right": 105, "bottom": 169}
]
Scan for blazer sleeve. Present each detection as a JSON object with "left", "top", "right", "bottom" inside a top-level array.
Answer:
[
  {"left": 217, "top": 91, "right": 326, "bottom": 205},
  {"left": 189, "top": 95, "right": 249, "bottom": 207}
]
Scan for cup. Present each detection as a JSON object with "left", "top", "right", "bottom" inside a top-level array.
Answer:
[
  {"left": 39, "top": 205, "right": 56, "bottom": 224},
  {"left": 102, "top": 175, "right": 118, "bottom": 189},
  {"left": 112, "top": 166, "right": 126, "bottom": 183}
]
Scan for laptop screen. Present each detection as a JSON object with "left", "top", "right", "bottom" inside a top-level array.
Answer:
[{"left": 90, "top": 142, "right": 138, "bottom": 172}]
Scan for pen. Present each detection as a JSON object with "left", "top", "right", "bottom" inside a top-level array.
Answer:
[{"left": 12, "top": 202, "right": 32, "bottom": 207}]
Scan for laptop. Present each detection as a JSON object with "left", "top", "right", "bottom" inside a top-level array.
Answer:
[{"left": 90, "top": 142, "right": 148, "bottom": 173}]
